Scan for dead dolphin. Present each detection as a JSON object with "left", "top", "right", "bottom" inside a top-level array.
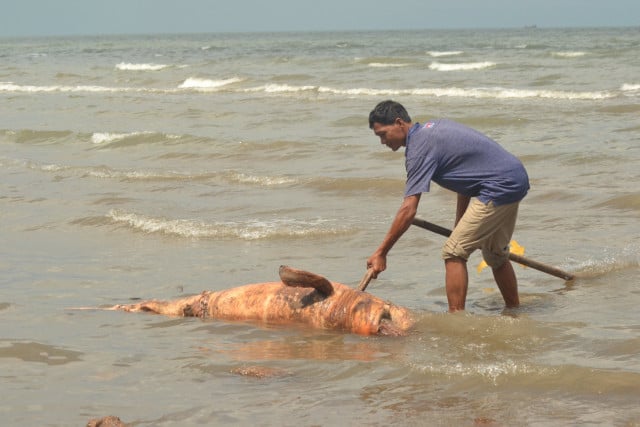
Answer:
[
  {"left": 86, "top": 415, "right": 129, "bottom": 427},
  {"left": 105, "top": 266, "right": 414, "bottom": 336}
]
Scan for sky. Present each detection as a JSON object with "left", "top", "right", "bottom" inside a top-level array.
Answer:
[{"left": 1, "top": 0, "right": 638, "bottom": 37}]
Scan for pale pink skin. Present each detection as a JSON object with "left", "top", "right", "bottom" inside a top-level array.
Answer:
[{"left": 111, "top": 266, "right": 414, "bottom": 336}]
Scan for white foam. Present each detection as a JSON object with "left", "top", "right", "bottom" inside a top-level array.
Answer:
[
  {"left": 115, "top": 62, "right": 169, "bottom": 71},
  {"left": 552, "top": 51, "right": 587, "bottom": 58},
  {"left": 412, "top": 359, "right": 549, "bottom": 384},
  {"left": 316, "top": 85, "right": 613, "bottom": 100},
  {"left": 91, "top": 131, "right": 152, "bottom": 144},
  {"left": 39, "top": 163, "right": 66, "bottom": 172},
  {"left": 87, "top": 168, "right": 198, "bottom": 180},
  {"left": 106, "top": 210, "right": 346, "bottom": 240},
  {"left": 178, "top": 77, "right": 242, "bottom": 89},
  {"left": 264, "top": 84, "right": 316, "bottom": 93},
  {"left": 0, "top": 82, "right": 138, "bottom": 93},
  {"left": 368, "top": 62, "right": 409, "bottom": 68},
  {"left": 429, "top": 61, "right": 496, "bottom": 71},
  {"left": 621, "top": 83, "right": 640, "bottom": 92},
  {"left": 108, "top": 210, "right": 214, "bottom": 238},
  {"left": 242, "top": 83, "right": 317, "bottom": 94},
  {"left": 318, "top": 86, "right": 395, "bottom": 96},
  {"left": 231, "top": 172, "right": 296, "bottom": 186},
  {"left": 412, "top": 86, "right": 613, "bottom": 100},
  {"left": 427, "top": 50, "right": 463, "bottom": 57},
  {"left": 0, "top": 80, "right": 616, "bottom": 101}
]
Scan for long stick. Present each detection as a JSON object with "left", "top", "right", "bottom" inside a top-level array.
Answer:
[
  {"left": 358, "top": 268, "right": 375, "bottom": 291},
  {"left": 411, "top": 217, "right": 575, "bottom": 281}
]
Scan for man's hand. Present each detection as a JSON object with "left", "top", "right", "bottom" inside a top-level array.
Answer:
[{"left": 366, "top": 253, "right": 387, "bottom": 279}]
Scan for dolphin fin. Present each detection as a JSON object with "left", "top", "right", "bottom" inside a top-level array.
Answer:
[{"left": 278, "top": 265, "right": 334, "bottom": 296}]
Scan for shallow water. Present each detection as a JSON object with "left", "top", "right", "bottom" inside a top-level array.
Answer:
[{"left": 1, "top": 28, "right": 639, "bottom": 426}]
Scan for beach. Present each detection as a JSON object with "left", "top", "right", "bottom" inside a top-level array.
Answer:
[{"left": 1, "top": 28, "right": 639, "bottom": 426}]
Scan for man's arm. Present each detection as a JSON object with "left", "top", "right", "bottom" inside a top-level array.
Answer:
[{"left": 367, "top": 194, "right": 421, "bottom": 276}]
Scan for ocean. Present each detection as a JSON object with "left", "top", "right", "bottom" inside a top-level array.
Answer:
[{"left": 1, "top": 27, "right": 639, "bottom": 426}]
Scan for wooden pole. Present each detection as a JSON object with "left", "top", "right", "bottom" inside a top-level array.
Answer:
[
  {"left": 358, "top": 268, "right": 376, "bottom": 291},
  {"left": 411, "top": 217, "right": 575, "bottom": 281}
]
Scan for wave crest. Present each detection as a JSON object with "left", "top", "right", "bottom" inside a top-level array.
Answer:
[
  {"left": 426, "top": 51, "right": 464, "bottom": 57},
  {"left": 178, "top": 77, "right": 243, "bottom": 89},
  {"left": 368, "top": 62, "right": 409, "bottom": 68},
  {"left": 91, "top": 131, "right": 155, "bottom": 144},
  {"left": 429, "top": 61, "right": 496, "bottom": 71},
  {"left": 551, "top": 51, "right": 587, "bottom": 58},
  {"left": 115, "top": 62, "right": 169, "bottom": 71},
  {"left": 105, "top": 210, "right": 351, "bottom": 240},
  {"left": 0, "top": 81, "right": 618, "bottom": 101}
]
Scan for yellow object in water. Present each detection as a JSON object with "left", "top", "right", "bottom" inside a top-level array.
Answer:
[{"left": 476, "top": 240, "right": 525, "bottom": 273}]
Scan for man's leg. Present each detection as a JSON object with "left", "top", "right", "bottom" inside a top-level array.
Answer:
[
  {"left": 492, "top": 260, "right": 519, "bottom": 308},
  {"left": 445, "top": 257, "right": 468, "bottom": 311}
]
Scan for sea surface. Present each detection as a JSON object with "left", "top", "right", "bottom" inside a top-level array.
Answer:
[{"left": 1, "top": 27, "right": 639, "bottom": 426}]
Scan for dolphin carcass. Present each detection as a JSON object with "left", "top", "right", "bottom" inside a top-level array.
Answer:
[{"left": 107, "top": 266, "right": 414, "bottom": 336}]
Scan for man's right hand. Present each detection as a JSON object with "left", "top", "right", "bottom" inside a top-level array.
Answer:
[{"left": 366, "top": 253, "right": 387, "bottom": 279}]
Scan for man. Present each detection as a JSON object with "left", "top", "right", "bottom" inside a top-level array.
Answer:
[{"left": 366, "top": 100, "right": 529, "bottom": 311}]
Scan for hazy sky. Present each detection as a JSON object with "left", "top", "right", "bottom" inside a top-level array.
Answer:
[{"left": 1, "top": 0, "right": 638, "bottom": 37}]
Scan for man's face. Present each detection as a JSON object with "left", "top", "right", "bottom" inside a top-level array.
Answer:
[{"left": 372, "top": 120, "right": 406, "bottom": 152}]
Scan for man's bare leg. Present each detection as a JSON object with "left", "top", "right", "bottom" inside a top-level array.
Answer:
[
  {"left": 492, "top": 260, "right": 519, "bottom": 308},
  {"left": 445, "top": 257, "right": 468, "bottom": 312}
]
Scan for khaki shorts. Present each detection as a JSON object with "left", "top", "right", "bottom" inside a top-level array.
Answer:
[{"left": 442, "top": 199, "right": 520, "bottom": 268}]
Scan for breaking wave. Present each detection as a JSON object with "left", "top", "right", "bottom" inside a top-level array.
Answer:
[
  {"left": 429, "top": 61, "right": 496, "bottom": 71},
  {"left": 115, "top": 62, "right": 170, "bottom": 71},
  {"left": 178, "top": 77, "right": 243, "bottom": 89},
  {"left": 426, "top": 50, "right": 464, "bottom": 57},
  {"left": 0, "top": 80, "right": 619, "bottom": 101},
  {"left": 103, "top": 210, "right": 352, "bottom": 240},
  {"left": 551, "top": 51, "right": 587, "bottom": 58}
]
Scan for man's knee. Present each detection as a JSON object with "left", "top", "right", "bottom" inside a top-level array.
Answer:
[
  {"left": 442, "top": 239, "right": 471, "bottom": 262},
  {"left": 481, "top": 246, "right": 509, "bottom": 269}
]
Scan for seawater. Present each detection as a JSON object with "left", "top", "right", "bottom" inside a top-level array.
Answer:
[{"left": 1, "top": 28, "right": 639, "bottom": 426}]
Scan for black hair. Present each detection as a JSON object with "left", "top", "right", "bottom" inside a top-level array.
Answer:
[{"left": 368, "top": 100, "right": 411, "bottom": 129}]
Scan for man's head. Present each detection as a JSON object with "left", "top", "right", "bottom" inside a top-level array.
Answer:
[
  {"left": 368, "top": 100, "right": 411, "bottom": 128},
  {"left": 369, "top": 100, "right": 412, "bottom": 152}
]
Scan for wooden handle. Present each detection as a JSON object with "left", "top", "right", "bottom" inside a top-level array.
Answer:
[
  {"left": 411, "top": 217, "right": 575, "bottom": 281},
  {"left": 358, "top": 268, "right": 376, "bottom": 291}
]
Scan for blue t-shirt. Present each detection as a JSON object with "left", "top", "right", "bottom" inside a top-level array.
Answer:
[{"left": 404, "top": 119, "right": 529, "bottom": 205}]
